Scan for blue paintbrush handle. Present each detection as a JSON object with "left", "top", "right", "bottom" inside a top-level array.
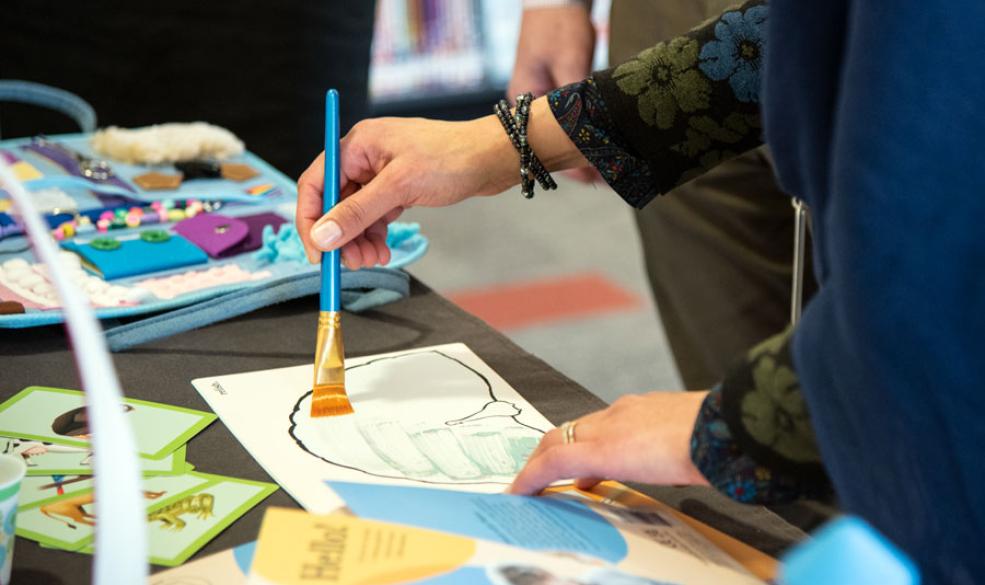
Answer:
[{"left": 321, "top": 89, "right": 341, "bottom": 312}]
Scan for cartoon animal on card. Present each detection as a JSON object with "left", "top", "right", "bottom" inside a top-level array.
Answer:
[
  {"left": 40, "top": 490, "right": 167, "bottom": 530},
  {"left": 148, "top": 493, "right": 215, "bottom": 531},
  {"left": 289, "top": 350, "right": 547, "bottom": 484}
]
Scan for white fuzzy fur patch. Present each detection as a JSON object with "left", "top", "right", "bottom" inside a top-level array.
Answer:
[{"left": 91, "top": 122, "right": 245, "bottom": 164}]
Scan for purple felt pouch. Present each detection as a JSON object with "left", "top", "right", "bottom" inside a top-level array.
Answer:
[{"left": 174, "top": 213, "right": 286, "bottom": 258}]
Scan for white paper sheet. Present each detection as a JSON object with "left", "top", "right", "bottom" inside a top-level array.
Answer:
[{"left": 192, "top": 343, "right": 553, "bottom": 513}]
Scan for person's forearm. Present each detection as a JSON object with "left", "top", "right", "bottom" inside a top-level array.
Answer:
[{"left": 548, "top": 1, "right": 768, "bottom": 208}]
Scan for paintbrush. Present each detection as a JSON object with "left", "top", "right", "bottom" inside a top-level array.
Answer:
[{"left": 310, "top": 89, "right": 353, "bottom": 417}]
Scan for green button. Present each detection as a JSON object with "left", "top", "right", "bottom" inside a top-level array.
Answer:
[
  {"left": 90, "top": 237, "right": 121, "bottom": 251},
  {"left": 140, "top": 229, "right": 171, "bottom": 243}
]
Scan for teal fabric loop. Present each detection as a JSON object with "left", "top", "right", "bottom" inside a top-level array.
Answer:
[{"left": 0, "top": 80, "right": 97, "bottom": 133}]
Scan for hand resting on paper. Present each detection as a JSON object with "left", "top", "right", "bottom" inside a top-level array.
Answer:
[
  {"left": 295, "top": 99, "right": 589, "bottom": 269},
  {"left": 508, "top": 391, "right": 711, "bottom": 495}
]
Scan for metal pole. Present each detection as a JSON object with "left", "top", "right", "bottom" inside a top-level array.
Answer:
[{"left": 791, "top": 198, "right": 808, "bottom": 325}]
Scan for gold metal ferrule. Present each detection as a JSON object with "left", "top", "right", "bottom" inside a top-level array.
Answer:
[{"left": 313, "top": 311, "right": 346, "bottom": 389}]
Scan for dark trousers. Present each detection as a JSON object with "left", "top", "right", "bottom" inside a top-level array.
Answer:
[
  {"left": 0, "top": 1, "right": 376, "bottom": 178},
  {"left": 610, "top": 0, "right": 817, "bottom": 389}
]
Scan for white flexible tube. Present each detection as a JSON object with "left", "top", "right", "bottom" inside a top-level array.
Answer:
[{"left": 0, "top": 160, "right": 147, "bottom": 583}]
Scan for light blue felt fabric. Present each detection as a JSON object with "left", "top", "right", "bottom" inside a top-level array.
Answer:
[{"left": 103, "top": 267, "right": 410, "bottom": 352}]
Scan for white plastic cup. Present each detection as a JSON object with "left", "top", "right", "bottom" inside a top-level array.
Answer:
[{"left": 0, "top": 455, "right": 26, "bottom": 585}]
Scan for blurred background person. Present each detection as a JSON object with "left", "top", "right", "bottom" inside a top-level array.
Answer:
[{"left": 509, "top": 0, "right": 817, "bottom": 390}]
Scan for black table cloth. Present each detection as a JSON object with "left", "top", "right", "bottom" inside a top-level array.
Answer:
[{"left": 2, "top": 277, "right": 813, "bottom": 584}]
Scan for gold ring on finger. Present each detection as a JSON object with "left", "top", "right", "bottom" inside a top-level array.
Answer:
[{"left": 560, "top": 420, "right": 578, "bottom": 445}]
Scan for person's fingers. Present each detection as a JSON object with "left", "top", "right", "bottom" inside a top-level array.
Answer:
[
  {"left": 296, "top": 153, "right": 326, "bottom": 264},
  {"left": 525, "top": 427, "right": 564, "bottom": 463},
  {"left": 526, "top": 410, "right": 607, "bottom": 464},
  {"left": 508, "top": 443, "right": 605, "bottom": 495},
  {"left": 508, "top": 66, "right": 554, "bottom": 100},
  {"left": 574, "top": 477, "right": 603, "bottom": 491},
  {"left": 365, "top": 220, "right": 391, "bottom": 266},
  {"left": 341, "top": 241, "right": 362, "bottom": 270},
  {"left": 383, "top": 207, "right": 404, "bottom": 224},
  {"left": 356, "top": 236, "right": 378, "bottom": 268},
  {"left": 309, "top": 167, "right": 404, "bottom": 253},
  {"left": 549, "top": 60, "right": 592, "bottom": 88}
]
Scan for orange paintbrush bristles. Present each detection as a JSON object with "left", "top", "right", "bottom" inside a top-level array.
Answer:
[
  {"left": 311, "top": 311, "right": 353, "bottom": 417},
  {"left": 310, "top": 383, "right": 354, "bottom": 417}
]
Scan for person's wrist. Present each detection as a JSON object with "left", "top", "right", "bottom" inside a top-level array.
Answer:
[
  {"left": 679, "top": 391, "right": 711, "bottom": 485},
  {"left": 527, "top": 97, "right": 589, "bottom": 171},
  {"left": 470, "top": 115, "right": 522, "bottom": 196}
]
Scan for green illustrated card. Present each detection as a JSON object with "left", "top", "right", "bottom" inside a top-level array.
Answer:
[
  {"left": 18, "top": 475, "right": 94, "bottom": 509},
  {"left": 0, "top": 387, "right": 216, "bottom": 459},
  {"left": 16, "top": 471, "right": 215, "bottom": 551},
  {"left": 0, "top": 437, "right": 187, "bottom": 477},
  {"left": 146, "top": 476, "right": 276, "bottom": 566},
  {"left": 70, "top": 475, "right": 277, "bottom": 567}
]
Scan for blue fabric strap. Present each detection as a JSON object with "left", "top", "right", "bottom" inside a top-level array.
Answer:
[
  {"left": 104, "top": 267, "right": 410, "bottom": 352},
  {"left": 0, "top": 80, "right": 97, "bottom": 133}
]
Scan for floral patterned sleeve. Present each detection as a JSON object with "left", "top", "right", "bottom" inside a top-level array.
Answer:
[
  {"left": 548, "top": 0, "right": 767, "bottom": 208},
  {"left": 691, "top": 329, "right": 834, "bottom": 504},
  {"left": 546, "top": 1, "right": 832, "bottom": 504}
]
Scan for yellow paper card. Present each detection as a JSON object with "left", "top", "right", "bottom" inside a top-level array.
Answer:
[{"left": 249, "top": 508, "right": 476, "bottom": 585}]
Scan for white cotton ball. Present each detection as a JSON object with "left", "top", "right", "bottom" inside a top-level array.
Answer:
[
  {"left": 31, "top": 282, "right": 55, "bottom": 296},
  {"left": 124, "top": 287, "right": 152, "bottom": 303},
  {"left": 84, "top": 279, "right": 109, "bottom": 294},
  {"left": 16, "top": 273, "right": 43, "bottom": 288},
  {"left": 3, "top": 269, "right": 28, "bottom": 283},
  {"left": 92, "top": 294, "right": 119, "bottom": 307},
  {"left": 2, "top": 258, "right": 29, "bottom": 272},
  {"left": 59, "top": 251, "right": 82, "bottom": 268}
]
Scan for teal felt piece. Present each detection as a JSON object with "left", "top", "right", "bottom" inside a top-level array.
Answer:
[{"left": 62, "top": 233, "right": 208, "bottom": 280}]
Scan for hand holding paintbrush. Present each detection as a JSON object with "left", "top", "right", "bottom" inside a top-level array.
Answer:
[{"left": 311, "top": 89, "right": 353, "bottom": 417}]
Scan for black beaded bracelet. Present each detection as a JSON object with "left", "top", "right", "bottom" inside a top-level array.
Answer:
[
  {"left": 493, "top": 93, "right": 557, "bottom": 198},
  {"left": 515, "top": 94, "right": 535, "bottom": 198},
  {"left": 493, "top": 100, "right": 533, "bottom": 197},
  {"left": 517, "top": 95, "right": 558, "bottom": 192},
  {"left": 494, "top": 98, "right": 554, "bottom": 190}
]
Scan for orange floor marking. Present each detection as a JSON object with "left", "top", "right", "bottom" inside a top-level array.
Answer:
[{"left": 446, "top": 272, "right": 641, "bottom": 331}]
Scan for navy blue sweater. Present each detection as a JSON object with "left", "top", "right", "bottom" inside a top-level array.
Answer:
[
  {"left": 550, "top": 1, "right": 985, "bottom": 580},
  {"left": 767, "top": 1, "right": 985, "bottom": 582}
]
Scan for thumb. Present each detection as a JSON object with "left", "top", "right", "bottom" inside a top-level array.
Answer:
[{"left": 309, "top": 168, "right": 404, "bottom": 252}]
